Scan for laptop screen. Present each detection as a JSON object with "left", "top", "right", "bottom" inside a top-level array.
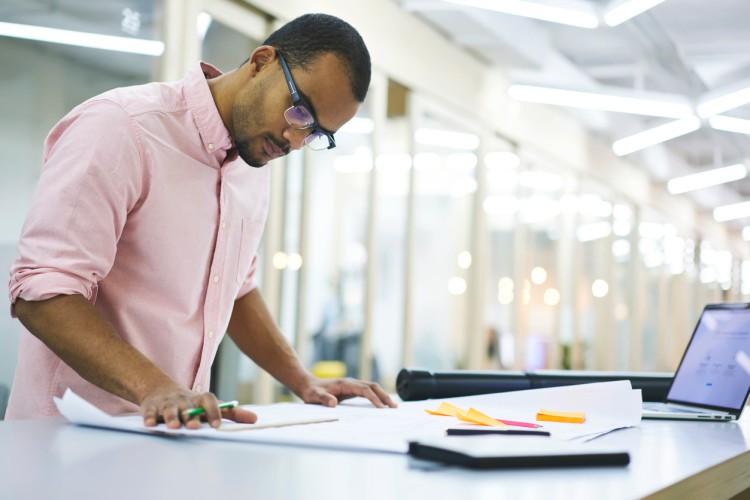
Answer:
[{"left": 667, "top": 303, "right": 750, "bottom": 411}]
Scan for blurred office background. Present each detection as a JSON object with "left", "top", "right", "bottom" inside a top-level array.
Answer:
[{"left": 1, "top": 0, "right": 750, "bottom": 412}]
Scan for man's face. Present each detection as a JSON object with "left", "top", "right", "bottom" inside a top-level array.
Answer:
[{"left": 232, "top": 52, "right": 360, "bottom": 168}]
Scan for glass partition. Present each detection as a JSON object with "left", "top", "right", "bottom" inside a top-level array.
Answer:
[
  {"left": 515, "top": 155, "right": 566, "bottom": 370},
  {"left": 302, "top": 99, "right": 374, "bottom": 381},
  {"left": 482, "top": 143, "right": 521, "bottom": 369},
  {"left": 0, "top": 0, "right": 162, "bottom": 400},
  {"left": 369, "top": 80, "right": 411, "bottom": 390},
  {"left": 408, "top": 97, "right": 478, "bottom": 370}
]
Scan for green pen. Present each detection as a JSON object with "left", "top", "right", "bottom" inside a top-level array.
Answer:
[{"left": 184, "top": 400, "right": 239, "bottom": 418}]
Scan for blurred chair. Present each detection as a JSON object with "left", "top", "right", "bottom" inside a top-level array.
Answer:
[{"left": 311, "top": 331, "right": 380, "bottom": 383}]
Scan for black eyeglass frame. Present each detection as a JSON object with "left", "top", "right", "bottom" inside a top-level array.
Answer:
[{"left": 277, "top": 51, "right": 336, "bottom": 151}]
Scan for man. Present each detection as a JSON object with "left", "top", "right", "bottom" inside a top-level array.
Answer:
[{"left": 7, "top": 13, "right": 396, "bottom": 428}]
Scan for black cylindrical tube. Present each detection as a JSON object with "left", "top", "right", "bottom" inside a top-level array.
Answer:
[
  {"left": 396, "top": 369, "right": 530, "bottom": 401},
  {"left": 396, "top": 368, "right": 673, "bottom": 402}
]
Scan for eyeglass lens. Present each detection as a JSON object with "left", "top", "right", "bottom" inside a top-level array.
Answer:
[
  {"left": 305, "top": 133, "right": 330, "bottom": 150},
  {"left": 284, "top": 106, "right": 314, "bottom": 129}
]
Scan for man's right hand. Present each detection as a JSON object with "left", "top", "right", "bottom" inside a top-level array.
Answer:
[
  {"left": 140, "top": 385, "right": 258, "bottom": 429},
  {"left": 15, "top": 295, "right": 258, "bottom": 430}
]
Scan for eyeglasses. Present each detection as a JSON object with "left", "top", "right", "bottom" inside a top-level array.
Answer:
[{"left": 277, "top": 51, "right": 336, "bottom": 151}]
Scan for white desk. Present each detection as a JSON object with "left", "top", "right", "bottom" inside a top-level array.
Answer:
[{"left": 2, "top": 415, "right": 750, "bottom": 500}]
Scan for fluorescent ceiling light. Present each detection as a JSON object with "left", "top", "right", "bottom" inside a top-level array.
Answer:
[
  {"left": 375, "top": 153, "right": 412, "bottom": 171},
  {"left": 612, "top": 116, "right": 701, "bottom": 156},
  {"left": 0, "top": 21, "right": 164, "bottom": 56},
  {"left": 697, "top": 85, "right": 750, "bottom": 118},
  {"left": 334, "top": 154, "right": 373, "bottom": 173},
  {"left": 604, "top": 0, "right": 666, "bottom": 27},
  {"left": 577, "top": 221, "right": 612, "bottom": 242},
  {"left": 578, "top": 194, "right": 613, "bottom": 217},
  {"left": 483, "top": 195, "right": 520, "bottom": 215},
  {"left": 415, "top": 128, "right": 480, "bottom": 150},
  {"left": 519, "top": 171, "right": 563, "bottom": 191},
  {"left": 714, "top": 201, "right": 750, "bottom": 222},
  {"left": 508, "top": 84, "right": 692, "bottom": 118},
  {"left": 440, "top": 0, "right": 598, "bottom": 28},
  {"left": 485, "top": 151, "right": 520, "bottom": 169},
  {"left": 446, "top": 153, "right": 478, "bottom": 170},
  {"left": 667, "top": 163, "right": 747, "bottom": 194},
  {"left": 709, "top": 115, "right": 750, "bottom": 135},
  {"left": 413, "top": 152, "right": 441, "bottom": 170},
  {"left": 520, "top": 196, "right": 562, "bottom": 222},
  {"left": 339, "top": 117, "right": 374, "bottom": 134}
]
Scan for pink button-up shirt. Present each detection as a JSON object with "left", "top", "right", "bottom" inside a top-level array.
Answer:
[{"left": 6, "top": 62, "right": 269, "bottom": 418}]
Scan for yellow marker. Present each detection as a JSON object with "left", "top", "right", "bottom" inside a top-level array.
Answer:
[{"left": 536, "top": 408, "right": 586, "bottom": 424}]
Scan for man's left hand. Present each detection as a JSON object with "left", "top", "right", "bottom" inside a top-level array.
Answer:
[{"left": 297, "top": 378, "right": 398, "bottom": 408}]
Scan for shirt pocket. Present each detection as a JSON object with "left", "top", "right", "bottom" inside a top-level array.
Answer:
[{"left": 236, "top": 217, "right": 264, "bottom": 286}]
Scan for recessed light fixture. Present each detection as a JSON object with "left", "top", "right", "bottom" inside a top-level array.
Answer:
[
  {"left": 612, "top": 117, "right": 701, "bottom": 156},
  {"left": 714, "top": 201, "right": 750, "bottom": 222},
  {"left": 698, "top": 84, "right": 750, "bottom": 119},
  {"left": 709, "top": 115, "right": 750, "bottom": 135},
  {"left": 604, "top": 0, "right": 667, "bottom": 27},
  {"left": 0, "top": 21, "right": 164, "bottom": 56},
  {"left": 508, "top": 85, "right": 693, "bottom": 118},
  {"left": 440, "top": 0, "right": 599, "bottom": 28},
  {"left": 667, "top": 163, "right": 747, "bottom": 194}
]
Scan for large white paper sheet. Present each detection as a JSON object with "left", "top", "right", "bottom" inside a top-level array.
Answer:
[{"left": 55, "top": 380, "right": 641, "bottom": 453}]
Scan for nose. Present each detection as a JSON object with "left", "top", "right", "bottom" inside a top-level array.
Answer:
[{"left": 283, "top": 127, "right": 308, "bottom": 151}]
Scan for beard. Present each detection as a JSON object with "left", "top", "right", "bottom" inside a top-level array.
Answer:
[
  {"left": 235, "top": 137, "right": 266, "bottom": 168},
  {"left": 231, "top": 77, "right": 289, "bottom": 168}
]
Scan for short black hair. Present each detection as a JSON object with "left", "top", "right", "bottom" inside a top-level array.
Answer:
[{"left": 262, "top": 13, "right": 371, "bottom": 102}]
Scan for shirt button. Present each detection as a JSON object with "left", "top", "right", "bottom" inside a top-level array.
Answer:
[
  {"left": 208, "top": 330, "right": 214, "bottom": 339},
  {"left": 221, "top": 220, "right": 226, "bottom": 229},
  {"left": 194, "top": 384, "right": 202, "bottom": 392},
  {"left": 213, "top": 275, "right": 220, "bottom": 283},
  {"left": 208, "top": 143, "right": 215, "bottom": 150}
]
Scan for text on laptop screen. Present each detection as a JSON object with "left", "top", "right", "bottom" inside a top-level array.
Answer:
[{"left": 668, "top": 307, "right": 750, "bottom": 410}]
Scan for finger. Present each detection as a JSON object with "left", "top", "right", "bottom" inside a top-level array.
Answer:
[
  {"left": 194, "top": 393, "right": 222, "bottom": 429},
  {"left": 320, "top": 391, "right": 338, "bottom": 407},
  {"left": 368, "top": 383, "right": 398, "bottom": 408},
  {"left": 142, "top": 403, "right": 159, "bottom": 427},
  {"left": 162, "top": 403, "right": 182, "bottom": 429},
  {"left": 303, "top": 386, "right": 337, "bottom": 407},
  {"left": 224, "top": 407, "right": 258, "bottom": 424},
  {"left": 331, "top": 380, "right": 383, "bottom": 408},
  {"left": 358, "top": 385, "right": 384, "bottom": 408},
  {"left": 181, "top": 398, "right": 203, "bottom": 430}
]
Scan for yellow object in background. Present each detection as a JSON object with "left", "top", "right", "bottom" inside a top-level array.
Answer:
[
  {"left": 536, "top": 408, "right": 586, "bottom": 424},
  {"left": 311, "top": 361, "right": 347, "bottom": 379}
]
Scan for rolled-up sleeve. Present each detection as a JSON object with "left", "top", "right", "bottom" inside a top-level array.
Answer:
[{"left": 8, "top": 99, "right": 143, "bottom": 316}]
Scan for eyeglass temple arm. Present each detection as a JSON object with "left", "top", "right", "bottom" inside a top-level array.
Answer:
[{"left": 277, "top": 53, "right": 300, "bottom": 103}]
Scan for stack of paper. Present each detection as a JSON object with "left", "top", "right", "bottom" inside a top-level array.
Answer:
[{"left": 55, "top": 379, "right": 642, "bottom": 453}]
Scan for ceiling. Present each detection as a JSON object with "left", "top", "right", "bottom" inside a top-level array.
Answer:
[
  {"left": 3, "top": 0, "right": 750, "bottom": 228},
  {"left": 396, "top": 0, "right": 750, "bottom": 228}
]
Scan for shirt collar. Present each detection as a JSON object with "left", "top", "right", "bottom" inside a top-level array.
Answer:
[{"left": 183, "top": 61, "right": 238, "bottom": 166}]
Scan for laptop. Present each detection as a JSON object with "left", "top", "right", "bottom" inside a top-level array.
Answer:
[{"left": 642, "top": 302, "right": 750, "bottom": 421}]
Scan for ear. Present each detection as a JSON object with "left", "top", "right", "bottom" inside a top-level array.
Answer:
[{"left": 246, "top": 45, "right": 278, "bottom": 77}]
